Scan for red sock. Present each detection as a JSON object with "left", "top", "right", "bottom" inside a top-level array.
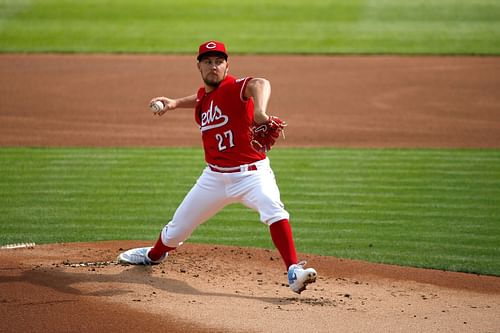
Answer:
[
  {"left": 148, "top": 233, "right": 175, "bottom": 261},
  {"left": 269, "top": 219, "right": 298, "bottom": 270}
]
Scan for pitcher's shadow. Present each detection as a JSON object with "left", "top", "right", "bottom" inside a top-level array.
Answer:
[{"left": 0, "top": 265, "right": 299, "bottom": 305}]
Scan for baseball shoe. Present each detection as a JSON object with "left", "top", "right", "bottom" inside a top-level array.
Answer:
[
  {"left": 288, "top": 261, "right": 317, "bottom": 294},
  {"left": 117, "top": 247, "right": 167, "bottom": 265}
]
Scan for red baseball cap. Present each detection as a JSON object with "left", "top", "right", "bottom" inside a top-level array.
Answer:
[{"left": 197, "top": 40, "right": 228, "bottom": 61}]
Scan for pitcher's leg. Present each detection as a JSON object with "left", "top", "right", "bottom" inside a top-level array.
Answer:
[
  {"left": 238, "top": 168, "right": 295, "bottom": 269},
  {"left": 269, "top": 219, "right": 298, "bottom": 269},
  {"left": 239, "top": 168, "right": 289, "bottom": 224},
  {"left": 149, "top": 170, "right": 229, "bottom": 260},
  {"left": 147, "top": 232, "right": 176, "bottom": 261}
]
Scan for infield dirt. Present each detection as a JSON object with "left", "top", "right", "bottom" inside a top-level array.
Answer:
[{"left": 0, "top": 55, "right": 499, "bottom": 332}]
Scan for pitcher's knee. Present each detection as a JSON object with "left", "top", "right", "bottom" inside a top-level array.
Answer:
[
  {"left": 262, "top": 212, "right": 290, "bottom": 226},
  {"left": 161, "top": 223, "right": 189, "bottom": 248}
]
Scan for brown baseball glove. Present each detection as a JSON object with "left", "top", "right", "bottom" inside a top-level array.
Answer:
[{"left": 250, "top": 116, "right": 287, "bottom": 153}]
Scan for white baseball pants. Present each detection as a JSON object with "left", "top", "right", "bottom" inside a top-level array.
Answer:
[{"left": 160, "top": 158, "right": 289, "bottom": 248}]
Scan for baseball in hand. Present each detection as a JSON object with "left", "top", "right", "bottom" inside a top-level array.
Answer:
[{"left": 150, "top": 100, "right": 165, "bottom": 113}]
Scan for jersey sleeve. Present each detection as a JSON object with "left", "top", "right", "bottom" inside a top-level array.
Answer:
[{"left": 236, "top": 77, "right": 253, "bottom": 102}]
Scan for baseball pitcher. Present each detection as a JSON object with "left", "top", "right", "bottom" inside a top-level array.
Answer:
[{"left": 118, "top": 41, "right": 317, "bottom": 294}]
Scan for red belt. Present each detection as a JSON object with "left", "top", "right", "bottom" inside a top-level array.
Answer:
[{"left": 209, "top": 164, "right": 258, "bottom": 173}]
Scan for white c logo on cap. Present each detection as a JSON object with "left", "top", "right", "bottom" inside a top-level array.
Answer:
[{"left": 206, "top": 42, "right": 217, "bottom": 49}]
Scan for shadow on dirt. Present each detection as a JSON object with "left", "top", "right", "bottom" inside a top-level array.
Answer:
[{"left": 0, "top": 264, "right": 324, "bottom": 306}]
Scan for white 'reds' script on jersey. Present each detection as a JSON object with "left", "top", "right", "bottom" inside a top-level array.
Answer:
[{"left": 200, "top": 100, "right": 229, "bottom": 132}]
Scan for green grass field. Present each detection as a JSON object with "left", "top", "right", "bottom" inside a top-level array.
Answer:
[
  {"left": 1, "top": 148, "right": 499, "bottom": 275},
  {"left": 1, "top": 0, "right": 500, "bottom": 54}
]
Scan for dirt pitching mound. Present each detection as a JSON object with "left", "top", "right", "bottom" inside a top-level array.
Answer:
[{"left": 1, "top": 241, "right": 499, "bottom": 333}]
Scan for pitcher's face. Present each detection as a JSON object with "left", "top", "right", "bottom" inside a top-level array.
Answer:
[{"left": 198, "top": 55, "right": 228, "bottom": 89}]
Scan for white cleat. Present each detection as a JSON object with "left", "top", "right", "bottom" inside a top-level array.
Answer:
[
  {"left": 117, "top": 247, "right": 167, "bottom": 265},
  {"left": 288, "top": 261, "right": 317, "bottom": 294}
]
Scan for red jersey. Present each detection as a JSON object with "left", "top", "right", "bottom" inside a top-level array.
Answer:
[{"left": 195, "top": 75, "right": 266, "bottom": 167}]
